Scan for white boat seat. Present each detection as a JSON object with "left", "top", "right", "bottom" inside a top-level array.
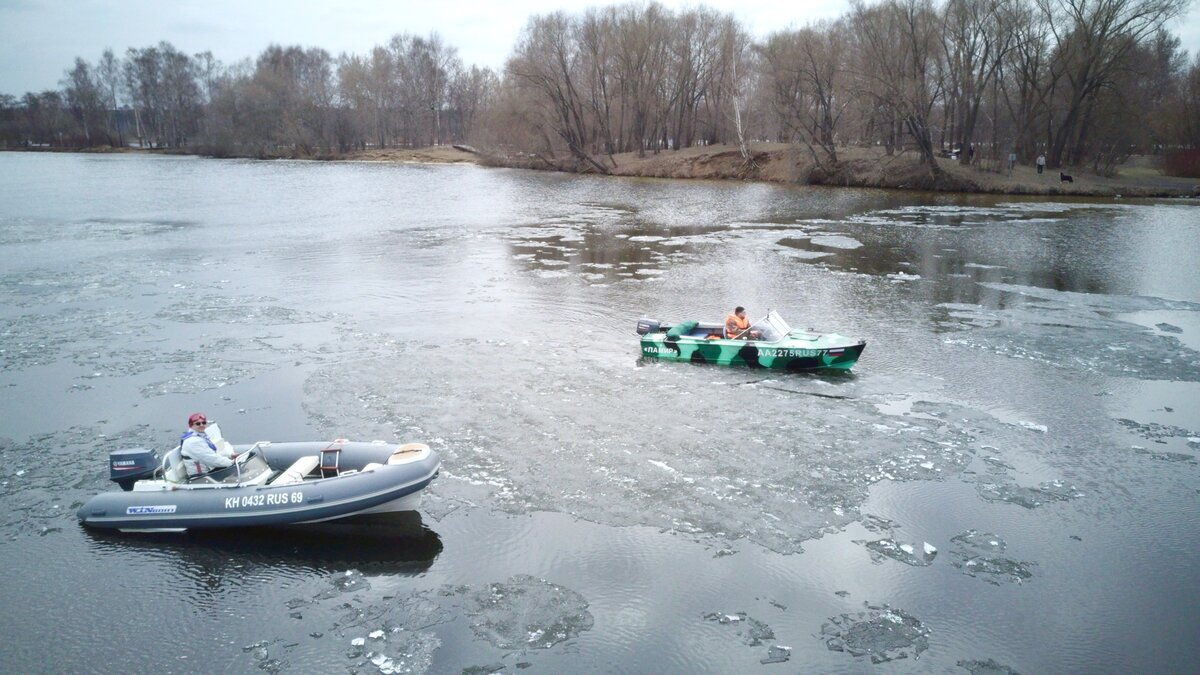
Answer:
[
  {"left": 162, "top": 447, "right": 187, "bottom": 484},
  {"left": 270, "top": 456, "right": 320, "bottom": 486},
  {"left": 388, "top": 443, "right": 429, "bottom": 464}
]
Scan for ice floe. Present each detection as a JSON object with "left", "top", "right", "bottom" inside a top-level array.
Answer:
[
  {"left": 949, "top": 530, "right": 1035, "bottom": 584},
  {"left": 466, "top": 575, "right": 593, "bottom": 650},
  {"left": 820, "top": 605, "right": 930, "bottom": 664}
]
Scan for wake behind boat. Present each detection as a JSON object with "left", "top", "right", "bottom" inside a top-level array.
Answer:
[
  {"left": 77, "top": 426, "right": 440, "bottom": 532},
  {"left": 636, "top": 310, "right": 865, "bottom": 371}
]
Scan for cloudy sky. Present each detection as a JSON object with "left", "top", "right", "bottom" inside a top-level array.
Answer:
[{"left": 1, "top": 0, "right": 1197, "bottom": 96}]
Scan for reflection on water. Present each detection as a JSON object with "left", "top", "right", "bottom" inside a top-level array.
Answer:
[
  {"left": 1, "top": 153, "right": 1198, "bottom": 673},
  {"left": 85, "top": 512, "right": 443, "bottom": 578}
]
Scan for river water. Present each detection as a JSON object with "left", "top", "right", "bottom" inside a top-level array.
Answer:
[{"left": 1, "top": 152, "right": 1197, "bottom": 673}]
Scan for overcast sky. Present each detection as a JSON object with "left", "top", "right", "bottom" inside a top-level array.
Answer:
[{"left": 1, "top": 0, "right": 1197, "bottom": 96}]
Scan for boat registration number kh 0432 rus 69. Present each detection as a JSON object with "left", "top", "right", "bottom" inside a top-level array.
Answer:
[{"left": 224, "top": 491, "right": 303, "bottom": 509}]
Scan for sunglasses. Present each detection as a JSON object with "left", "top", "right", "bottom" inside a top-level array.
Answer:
[{"left": 192, "top": 421, "right": 208, "bottom": 426}]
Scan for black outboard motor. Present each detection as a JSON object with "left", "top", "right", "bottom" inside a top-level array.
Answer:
[
  {"left": 109, "top": 448, "right": 159, "bottom": 491},
  {"left": 636, "top": 318, "right": 661, "bottom": 335}
]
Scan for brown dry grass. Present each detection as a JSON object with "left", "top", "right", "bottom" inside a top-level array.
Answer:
[
  {"left": 591, "top": 143, "right": 1200, "bottom": 197},
  {"left": 341, "top": 145, "right": 479, "bottom": 164}
]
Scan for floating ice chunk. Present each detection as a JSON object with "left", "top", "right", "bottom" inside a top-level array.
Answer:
[
  {"left": 761, "top": 644, "right": 792, "bottom": 664},
  {"left": 1018, "top": 421, "right": 1048, "bottom": 433},
  {"left": 821, "top": 605, "right": 929, "bottom": 663},
  {"left": 351, "top": 637, "right": 365, "bottom": 646},
  {"left": 919, "top": 462, "right": 934, "bottom": 470},
  {"left": 648, "top": 460, "right": 677, "bottom": 473},
  {"left": 811, "top": 234, "right": 863, "bottom": 249},
  {"left": 860, "top": 538, "right": 937, "bottom": 566},
  {"left": 368, "top": 629, "right": 384, "bottom": 639},
  {"left": 466, "top": 575, "right": 593, "bottom": 650}
]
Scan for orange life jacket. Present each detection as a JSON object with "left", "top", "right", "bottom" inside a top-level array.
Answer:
[{"left": 724, "top": 313, "right": 749, "bottom": 339}]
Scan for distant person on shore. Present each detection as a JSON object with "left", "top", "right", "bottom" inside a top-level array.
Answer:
[
  {"left": 1007, "top": 152, "right": 1017, "bottom": 175},
  {"left": 179, "top": 413, "right": 233, "bottom": 479},
  {"left": 1036, "top": 154, "right": 1046, "bottom": 174},
  {"left": 725, "top": 306, "right": 751, "bottom": 339}
]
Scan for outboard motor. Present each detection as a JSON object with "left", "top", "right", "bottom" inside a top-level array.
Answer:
[
  {"left": 636, "top": 318, "right": 661, "bottom": 335},
  {"left": 109, "top": 448, "right": 159, "bottom": 491}
]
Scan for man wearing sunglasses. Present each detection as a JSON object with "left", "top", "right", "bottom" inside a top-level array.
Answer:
[{"left": 179, "top": 412, "right": 234, "bottom": 479}]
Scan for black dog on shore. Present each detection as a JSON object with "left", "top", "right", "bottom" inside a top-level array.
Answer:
[{"left": 1060, "top": 172, "right": 1074, "bottom": 183}]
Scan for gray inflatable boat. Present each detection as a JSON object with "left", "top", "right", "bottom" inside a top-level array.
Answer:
[{"left": 77, "top": 431, "right": 440, "bottom": 532}]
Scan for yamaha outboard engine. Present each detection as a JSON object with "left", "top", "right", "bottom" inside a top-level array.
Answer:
[
  {"left": 109, "top": 448, "right": 159, "bottom": 491},
  {"left": 636, "top": 318, "right": 661, "bottom": 335}
]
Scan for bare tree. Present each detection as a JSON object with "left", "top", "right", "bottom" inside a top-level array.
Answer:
[
  {"left": 760, "top": 20, "right": 847, "bottom": 168},
  {"left": 1036, "top": 0, "right": 1190, "bottom": 166},
  {"left": 446, "top": 65, "right": 498, "bottom": 144},
  {"left": 941, "top": 0, "right": 1016, "bottom": 163},
  {"left": 507, "top": 12, "right": 609, "bottom": 172},
  {"left": 719, "top": 17, "right": 753, "bottom": 161},
  {"left": 849, "top": 0, "right": 946, "bottom": 174},
  {"left": 61, "top": 57, "right": 104, "bottom": 145},
  {"left": 96, "top": 49, "right": 124, "bottom": 145}
]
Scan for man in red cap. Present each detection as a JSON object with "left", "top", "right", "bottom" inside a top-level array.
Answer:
[{"left": 179, "top": 413, "right": 233, "bottom": 479}]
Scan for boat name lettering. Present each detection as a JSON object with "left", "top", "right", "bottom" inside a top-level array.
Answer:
[
  {"left": 643, "top": 346, "right": 674, "bottom": 355},
  {"left": 126, "top": 505, "right": 176, "bottom": 515},
  {"left": 761, "top": 348, "right": 820, "bottom": 358},
  {"left": 224, "top": 491, "right": 303, "bottom": 509}
]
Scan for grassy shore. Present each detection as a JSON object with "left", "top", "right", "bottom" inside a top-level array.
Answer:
[{"left": 483, "top": 143, "right": 1200, "bottom": 198}]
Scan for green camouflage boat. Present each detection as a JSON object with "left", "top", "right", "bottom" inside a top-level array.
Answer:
[{"left": 636, "top": 310, "right": 865, "bottom": 371}]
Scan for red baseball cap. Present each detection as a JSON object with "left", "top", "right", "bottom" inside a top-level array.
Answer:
[{"left": 188, "top": 413, "right": 207, "bottom": 425}]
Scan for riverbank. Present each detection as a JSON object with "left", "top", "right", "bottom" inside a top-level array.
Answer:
[
  {"left": 481, "top": 143, "right": 1200, "bottom": 198},
  {"left": 7, "top": 143, "right": 1197, "bottom": 197}
]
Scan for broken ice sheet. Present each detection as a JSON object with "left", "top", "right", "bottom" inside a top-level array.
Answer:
[
  {"left": 355, "top": 631, "right": 440, "bottom": 675},
  {"left": 1115, "top": 417, "right": 1199, "bottom": 443},
  {"left": 935, "top": 285, "right": 1200, "bottom": 382},
  {"left": 857, "top": 538, "right": 938, "bottom": 566},
  {"left": 820, "top": 604, "right": 930, "bottom": 664},
  {"left": 328, "top": 569, "right": 370, "bottom": 595},
  {"left": 760, "top": 645, "right": 792, "bottom": 664},
  {"left": 958, "top": 658, "right": 1022, "bottom": 675},
  {"left": 702, "top": 611, "right": 775, "bottom": 646},
  {"left": 859, "top": 514, "right": 900, "bottom": 534},
  {"left": 975, "top": 477, "right": 1083, "bottom": 509},
  {"left": 465, "top": 575, "right": 593, "bottom": 650},
  {"left": 949, "top": 530, "right": 1035, "bottom": 584}
]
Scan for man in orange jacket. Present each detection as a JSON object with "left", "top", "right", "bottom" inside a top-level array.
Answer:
[{"left": 724, "top": 306, "right": 750, "bottom": 339}]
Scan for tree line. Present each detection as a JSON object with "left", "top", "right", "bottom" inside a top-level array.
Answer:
[
  {"left": 0, "top": 35, "right": 497, "bottom": 157},
  {"left": 2, "top": 0, "right": 1197, "bottom": 174}
]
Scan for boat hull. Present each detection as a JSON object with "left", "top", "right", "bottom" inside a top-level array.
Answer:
[
  {"left": 77, "top": 441, "right": 440, "bottom": 532},
  {"left": 640, "top": 334, "right": 865, "bottom": 370}
]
